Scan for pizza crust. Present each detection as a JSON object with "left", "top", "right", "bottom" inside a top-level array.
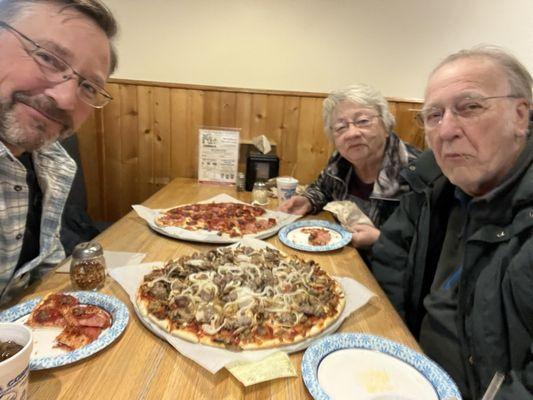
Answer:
[
  {"left": 137, "top": 293, "right": 171, "bottom": 333},
  {"left": 236, "top": 286, "right": 346, "bottom": 350}
]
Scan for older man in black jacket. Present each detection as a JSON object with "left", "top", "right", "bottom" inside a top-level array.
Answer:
[{"left": 372, "top": 46, "right": 533, "bottom": 399}]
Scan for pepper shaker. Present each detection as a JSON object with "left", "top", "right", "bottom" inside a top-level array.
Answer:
[{"left": 70, "top": 242, "right": 107, "bottom": 291}]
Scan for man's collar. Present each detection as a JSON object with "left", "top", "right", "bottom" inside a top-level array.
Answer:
[{"left": 453, "top": 186, "right": 472, "bottom": 208}]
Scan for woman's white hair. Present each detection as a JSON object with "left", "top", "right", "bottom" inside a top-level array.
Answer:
[{"left": 322, "top": 83, "right": 395, "bottom": 141}]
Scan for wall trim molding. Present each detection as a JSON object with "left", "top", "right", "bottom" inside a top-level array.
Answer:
[{"left": 108, "top": 78, "right": 423, "bottom": 103}]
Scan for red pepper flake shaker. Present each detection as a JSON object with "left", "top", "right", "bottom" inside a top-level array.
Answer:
[{"left": 70, "top": 242, "right": 107, "bottom": 291}]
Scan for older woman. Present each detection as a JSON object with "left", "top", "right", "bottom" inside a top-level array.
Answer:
[{"left": 279, "top": 84, "right": 420, "bottom": 248}]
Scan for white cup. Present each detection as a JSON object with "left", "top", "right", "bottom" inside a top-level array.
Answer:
[
  {"left": 276, "top": 176, "right": 299, "bottom": 202},
  {"left": 0, "top": 323, "right": 33, "bottom": 400}
]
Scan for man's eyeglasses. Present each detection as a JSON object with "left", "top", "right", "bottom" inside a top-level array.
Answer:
[
  {"left": 332, "top": 115, "right": 379, "bottom": 136},
  {"left": 415, "top": 95, "right": 521, "bottom": 130},
  {"left": 0, "top": 21, "right": 112, "bottom": 108}
]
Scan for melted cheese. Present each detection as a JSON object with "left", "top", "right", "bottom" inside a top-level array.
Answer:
[{"left": 144, "top": 246, "right": 338, "bottom": 339}]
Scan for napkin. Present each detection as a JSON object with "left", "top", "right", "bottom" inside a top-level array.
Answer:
[
  {"left": 226, "top": 351, "right": 297, "bottom": 386},
  {"left": 251, "top": 134, "right": 271, "bottom": 154},
  {"left": 108, "top": 238, "right": 376, "bottom": 374},
  {"left": 56, "top": 251, "right": 147, "bottom": 273},
  {"left": 324, "top": 201, "right": 374, "bottom": 229}
]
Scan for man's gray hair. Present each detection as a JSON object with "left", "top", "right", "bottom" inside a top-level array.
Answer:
[
  {"left": 430, "top": 45, "right": 532, "bottom": 104},
  {"left": 0, "top": 0, "right": 118, "bottom": 74},
  {"left": 323, "top": 83, "right": 395, "bottom": 141}
]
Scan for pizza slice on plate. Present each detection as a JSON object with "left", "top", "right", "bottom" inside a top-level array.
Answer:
[
  {"left": 63, "top": 305, "right": 112, "bottom": 329},
  {"left": 56, "top": 325, "right": 103, "bottom": 351},
  {"left": 301, "top": 228, "right": 332, "bottom": 246},
  {"left": 25, "top": 292, "right": 113, "bottom": 350},
  {"left": 26, "top": 293, "right": 78, "bottom": 328}
]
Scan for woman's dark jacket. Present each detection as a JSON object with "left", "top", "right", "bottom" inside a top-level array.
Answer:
[{"left": 302, "top": 132, "right": 421, "bottom": 228}]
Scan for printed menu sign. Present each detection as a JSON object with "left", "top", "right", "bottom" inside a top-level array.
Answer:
[{"left": 198, "top": 128, "right": 240, "bottom": 185}]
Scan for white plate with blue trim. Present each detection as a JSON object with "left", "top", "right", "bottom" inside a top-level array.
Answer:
[
  {"left": 302, "top": 333, "right": 462, "bottom": 400},
  {"left": 278, "top": 220, "right": 352, "bottom": 252},
  {"left": 0, "top": 291, "right": 129, "bottom": 370}
]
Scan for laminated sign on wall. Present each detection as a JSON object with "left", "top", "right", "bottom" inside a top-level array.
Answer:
[{"left": 198, "top": 128, "right": 240, "bottom": 185}]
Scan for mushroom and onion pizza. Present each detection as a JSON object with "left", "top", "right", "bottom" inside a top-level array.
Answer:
[
  {"left": 136, "top": 246, "right": 345, "bottom": 350},
  {"left": 154, "top": 202, "right": 277, "bottom": 238}
]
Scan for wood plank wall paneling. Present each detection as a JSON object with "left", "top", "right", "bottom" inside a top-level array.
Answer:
[
  {"left": 390, "top": 101, "right": 427, "bottom": 149},
  {"left": 78, "top": 80, "right": 425, "bottom": 222},
  {"left": 137, "top": 85, "right": 155, "bottom": 202}
]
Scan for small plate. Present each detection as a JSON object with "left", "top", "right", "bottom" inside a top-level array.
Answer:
[
  {"left": 0, "top": 291, "right": 129, "bottom": 370},
  {"left": 278, "top": 220, "right": 352, "bottom": 252},
  {"left": 301, "top": 333, "right": 462, "bottom": 400}
]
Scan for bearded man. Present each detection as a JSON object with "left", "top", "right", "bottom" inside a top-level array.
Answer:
[{"left": 0, "top": 0, "right": 117, "bottom": 304}]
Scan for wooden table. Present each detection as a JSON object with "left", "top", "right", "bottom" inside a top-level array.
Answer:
[{"left": 13, "top": 178, "right": 419, "bottom": 400}]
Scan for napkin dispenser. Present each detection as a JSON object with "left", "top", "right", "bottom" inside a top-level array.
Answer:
[{"left": 245, "top": 151, "right": 279, "bottom": 191}]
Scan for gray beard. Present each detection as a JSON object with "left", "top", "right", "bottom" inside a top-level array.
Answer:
[{"left": 0, "top": 98, "right": 73, "bottom": 153}]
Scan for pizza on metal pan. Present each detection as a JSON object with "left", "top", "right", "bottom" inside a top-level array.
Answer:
[
  {"left": 154, "top": 202, "right": 277, "bottom": 238},
  {"left": 136, "top": 246, "right": 345, "bottom": 350}
]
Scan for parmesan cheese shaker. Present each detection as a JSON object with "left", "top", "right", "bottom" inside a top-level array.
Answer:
[
  {"left": 236, "top": 172, "right": 246, "bottom": 192},
  {"left": 70, "top": 242, "right": 107, "bottom": 291},
  {"left": 252, "top": 181, "right": 269, "bottom": 205}
]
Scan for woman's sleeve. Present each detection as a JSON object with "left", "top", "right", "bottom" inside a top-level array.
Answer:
[{"left": 302, "top": 168, "right": 333, "bottom": 214}]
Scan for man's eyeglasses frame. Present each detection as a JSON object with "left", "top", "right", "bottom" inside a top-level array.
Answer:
[{"left": 0, "top": 21, "right": 112, "bottom": 108}]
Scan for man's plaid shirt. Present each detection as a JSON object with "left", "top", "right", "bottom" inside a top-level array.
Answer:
[{"left": 0, "top": 141, "right": 76, "bottom": 305}]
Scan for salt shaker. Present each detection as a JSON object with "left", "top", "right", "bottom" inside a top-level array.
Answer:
[
  {"left": 70, "top": 242, "right": 107, "bottom": 291},
  {"left": 252, "top": 181, "right": 269, "bottom": 205},
  {"left": 236, "top": 172, "right": 246, "bottom": 192}
]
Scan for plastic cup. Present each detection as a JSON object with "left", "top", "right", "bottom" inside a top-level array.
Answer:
[
  {"left": 276, "top": 176, "right": 298, "bottom": 202},
  {"left": 0, "top": 323, "right": 33, "bottom": 400}
]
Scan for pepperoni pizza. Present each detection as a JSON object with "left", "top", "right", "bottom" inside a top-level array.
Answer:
[
  {"left": 154, "top": 202, "right": 277, "bottom": 238},
  {"left": 26, "top": 292, "right": 112, "bottom": 350}
]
